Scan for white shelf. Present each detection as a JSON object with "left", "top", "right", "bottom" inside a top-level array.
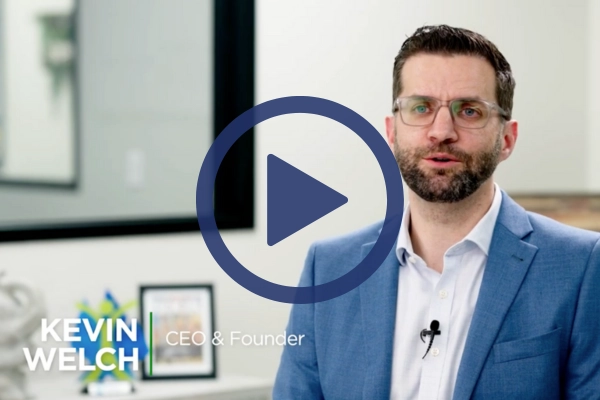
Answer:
[{"left": 28, "top": 374, "right": 273, "bottom": 400}]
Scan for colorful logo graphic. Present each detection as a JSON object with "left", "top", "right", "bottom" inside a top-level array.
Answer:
[{"left": 72, "top": 291, "right": 148, "bottom": 383}]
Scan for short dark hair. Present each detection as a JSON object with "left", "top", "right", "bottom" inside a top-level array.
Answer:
[{"left": 393, "top": 24, "right": 515, "bottom": 120}]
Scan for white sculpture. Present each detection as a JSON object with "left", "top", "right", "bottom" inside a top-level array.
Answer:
[{"left": 0, "top": 271, "right": 46, "bottom": 400}]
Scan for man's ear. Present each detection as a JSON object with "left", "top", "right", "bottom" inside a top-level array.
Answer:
[
  {"left": 499, "top": 119, "right": 518, "bottom": 162},
  {"left": 385, "top": 115, "right": 396, "bottom": 149}
]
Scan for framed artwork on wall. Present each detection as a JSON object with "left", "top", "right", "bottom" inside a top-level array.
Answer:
[{"left": 512, "top": 194, "right": 600, "bottom": 232}]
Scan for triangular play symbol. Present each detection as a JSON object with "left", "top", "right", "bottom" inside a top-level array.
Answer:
[{"left": 267, "top": 154, "right": 348, "bottom": 246}]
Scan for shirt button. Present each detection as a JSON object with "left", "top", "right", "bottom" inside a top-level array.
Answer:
[
  {"left": 439, "top": 290, "right": 448, "bottom": 299},
  {"left": 408, "top": 256, "right": 416, "bottom": 264},
  {"left": 432, "top": 348, "right": 440, "bottom": 357}
]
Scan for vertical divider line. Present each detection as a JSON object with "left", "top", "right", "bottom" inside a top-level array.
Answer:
[{"left": 149, "top": 312, "right": 153, "bottom": 376}]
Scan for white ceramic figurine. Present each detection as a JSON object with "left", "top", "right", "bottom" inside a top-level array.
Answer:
[{"left": 0, "top": 271, "right": 46, "bottom": 400}]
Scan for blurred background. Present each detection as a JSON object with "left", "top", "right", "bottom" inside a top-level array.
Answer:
[{"left": 1, "top": 0, "right": 599, "bottom": 398}]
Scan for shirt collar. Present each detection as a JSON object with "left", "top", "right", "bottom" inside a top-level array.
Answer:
[{"left": 396, "top": 183, "right": 503, "bottom": 264}]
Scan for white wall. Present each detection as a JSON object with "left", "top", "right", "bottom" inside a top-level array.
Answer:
[
  {"left": 587, "top": 0, "right": 600, "bottom": 191},
  {"left": 256, "top": 0, "right": 591, "bottom": 195},
  {"left": 1, "top": 0, "right": 598, "bottom": 387}
]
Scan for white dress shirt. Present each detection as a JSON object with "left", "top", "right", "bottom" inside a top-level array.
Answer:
[{"left": 390, "top": 183, "right": 503, "bottom": 400}]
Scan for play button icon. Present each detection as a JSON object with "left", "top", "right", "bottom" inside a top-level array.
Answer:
[
  {"left": 267, "top": 154, "right": 348, "bottom": 246},
  {"left": 198, "top": 96, "right": 404, "bottom": 303}
]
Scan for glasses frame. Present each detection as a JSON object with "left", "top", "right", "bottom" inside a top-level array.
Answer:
[{"left": 393, "top": 96, "right": 509, "bottom": 129}]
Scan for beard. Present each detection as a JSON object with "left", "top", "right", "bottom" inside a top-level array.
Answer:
[{"left": 393, "top": 132, "right": 502, "bottom": 203}]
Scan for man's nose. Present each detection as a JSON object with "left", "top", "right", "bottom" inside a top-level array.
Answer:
[{"left": 427, "top": 106, "right": 458, "bottom": 143}]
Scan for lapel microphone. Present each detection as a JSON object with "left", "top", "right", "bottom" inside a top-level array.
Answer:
[{"left": 420, "top": 320, "right": 441, "bottom": 359}]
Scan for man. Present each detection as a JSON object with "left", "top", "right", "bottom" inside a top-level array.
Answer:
[{"left": 273, "top": 25, "right": 600, "bottom": 399}]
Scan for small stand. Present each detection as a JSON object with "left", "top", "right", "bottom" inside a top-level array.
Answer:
[{"left": 81, "top": 381, "right": 135, "bottom": 397}]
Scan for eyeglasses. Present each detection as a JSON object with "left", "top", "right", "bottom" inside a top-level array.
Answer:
[{"left": 393, "top": 96, "right": 509, "bottom": 129}]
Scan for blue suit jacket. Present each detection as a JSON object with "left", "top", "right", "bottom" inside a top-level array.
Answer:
[{"left": 273, "top": 191, "right": 600, "bottom": 399}]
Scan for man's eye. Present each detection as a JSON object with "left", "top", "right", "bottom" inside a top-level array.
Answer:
[
  {"left": 461, "top": 107, "right": 481, "bottom": 117},
  {"left": 413, "top": 104, "right": 429, "bottom": 113}
]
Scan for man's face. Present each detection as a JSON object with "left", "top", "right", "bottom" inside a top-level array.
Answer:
[{"left": 385, "top": 53, "right": 517, "bottom": 203}]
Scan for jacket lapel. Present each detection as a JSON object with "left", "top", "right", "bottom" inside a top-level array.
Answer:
[
  {"left": 358, "top": 238, "right": 399, "bottom": 399},
  {"left": 453, "top": 192, "right": 539, "bottom": 399}
]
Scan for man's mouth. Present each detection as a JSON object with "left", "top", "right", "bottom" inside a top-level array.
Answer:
[
  {"left": 431, "top": 157, "right": 452, "bottom": 162},
  {"left": 424, "top": 153, "right": 461, "bottom": 166}
]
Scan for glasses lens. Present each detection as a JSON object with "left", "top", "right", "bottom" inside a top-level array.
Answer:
[
  {"left": 450, "top": 100, "right": 490, "bottom": 128},
  {"left": 400, "top": 98, "right": 437, "bottom": 126}
]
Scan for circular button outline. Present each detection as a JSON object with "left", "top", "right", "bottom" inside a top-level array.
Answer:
[{"left": 196, "top": 96, "right": 404, "bottom": 304}]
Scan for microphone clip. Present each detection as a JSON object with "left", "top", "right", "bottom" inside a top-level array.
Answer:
[{"left": 420, "top": 320, "right": 441, "bottom": 359}]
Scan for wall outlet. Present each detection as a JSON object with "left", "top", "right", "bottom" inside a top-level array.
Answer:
[{"left": 125, "top": 148, "right": 145, "bottom": 189}]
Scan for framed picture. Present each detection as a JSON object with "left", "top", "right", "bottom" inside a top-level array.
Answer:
[
  {"left": 140, "top": 284, "right": 216, "bottom": 380},
  {"left": 512, "top": 194, "right": 600, "bottom": 232}
]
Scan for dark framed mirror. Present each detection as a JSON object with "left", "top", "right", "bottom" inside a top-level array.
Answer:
[
  {"left": 0, "top": 0, "right": 77, "bottom": 188},
  {"left": 0, "top": 0, "right": 254, "bottom": 242}
]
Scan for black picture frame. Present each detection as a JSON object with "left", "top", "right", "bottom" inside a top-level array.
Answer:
[
  {"left": 0, "top": 0, "right": 255, "bottom": 242},
  {"left": 139, "top": 284, "right": 217, "bottom": 380}
]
